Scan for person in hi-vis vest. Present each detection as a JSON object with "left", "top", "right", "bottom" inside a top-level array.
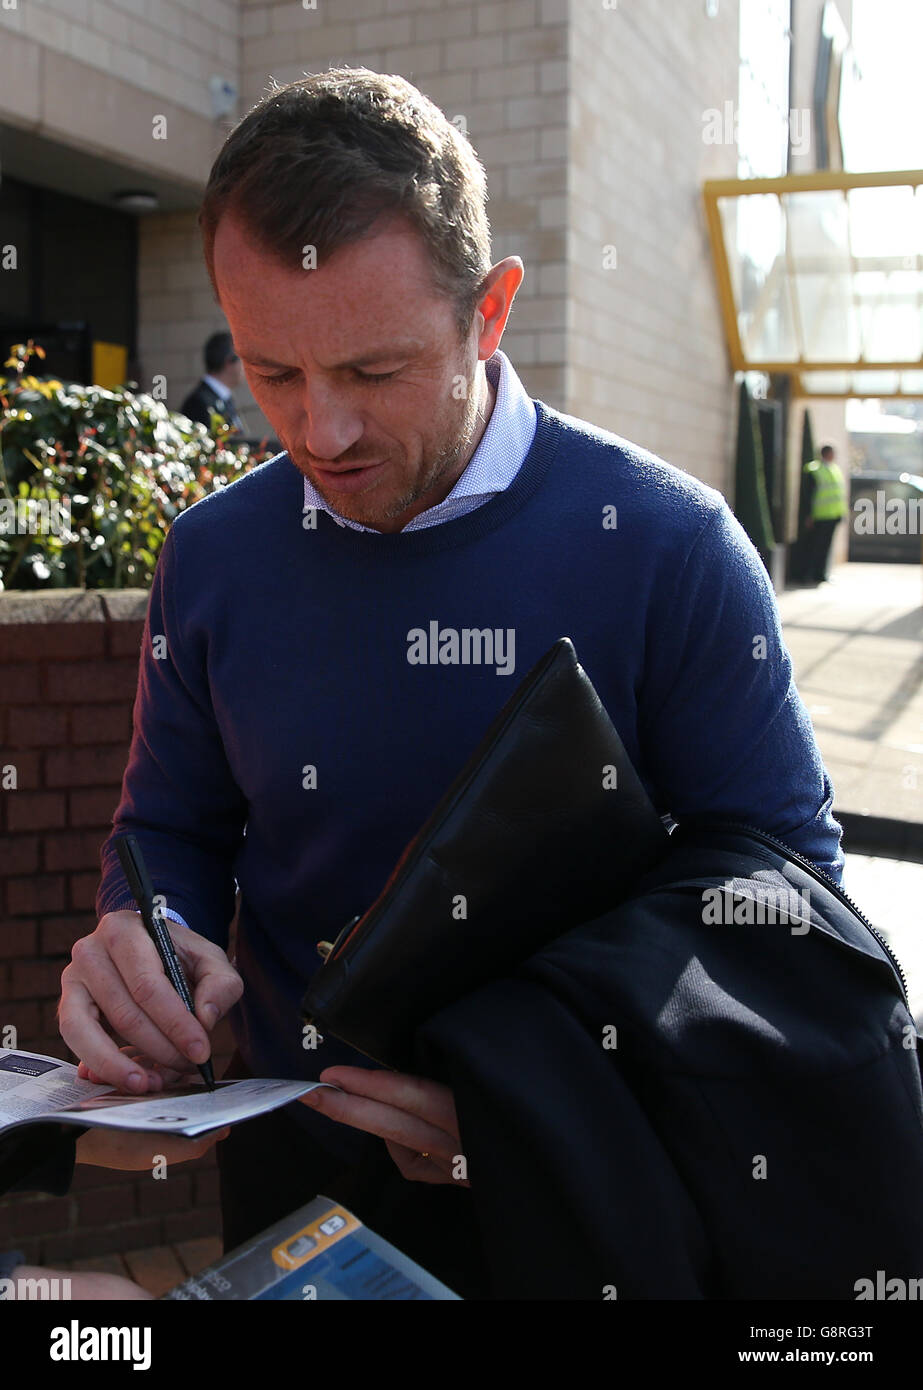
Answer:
[{"left": 803, "top": 445, "right": 846, "bottom": 584}]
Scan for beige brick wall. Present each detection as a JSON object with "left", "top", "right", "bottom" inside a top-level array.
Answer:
[
  {"left": 0, "top": 0, "right": 239, "bottom": 123},
  {"left": 2, "top": 0, "right": 763, "bottom": 489},
  {"left": 0, "top": 0, "right": 570, "bottom": 435},
  {"left": 0, "top": 6, "right": 233, "bottom": 197},
  {"left": 235, "top": 0, "right": 569, "bottom": 408},
  {"left": 0, "top": 0, "right": 259, "bottom": 431},
  {"left": 568, "top": 0, "right": 741, "bottom": 492},
  {"left": 137, "top": 212, "right": 269, "bottom": 437},
  {"left": 134, "top": 0, "right": 567, "bottom": 429}
]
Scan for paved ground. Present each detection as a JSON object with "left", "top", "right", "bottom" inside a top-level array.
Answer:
[
  {"left": 843, "top": 853, "right": 923, "bottom": 1025},
  {"left": 777, "top": 561, "right": 923, "bottom": 826},
  {"left": 780, "top": 559, "right": 923, "bottom": 1021},
  {"left": 54, "top": 1235, "right": 222, "bottom": 1299}
]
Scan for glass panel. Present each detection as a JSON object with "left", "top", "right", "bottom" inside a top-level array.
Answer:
[
  {"left": 852, "top": 370, "right": 900, "bottom": 395},
  {"left": 784, "top": 190, "right": 859, "bottom": 361},
  {"left": 800, "top": 371, "right": 851, "bottom": 393},
  {"left": 855, "top": 269, "right": 922, "bottom": 362},
  {"left": 847, "top": 186, "right": 917, "bottom": 259},
  {"left": 718, "top": 196, "right": 742, "bottom": 309},
  {"left": 848, "top": 186, "right": 922, "bottom": 361},
  {"left": 791, "top": 270, "right": 856, "bottom": 360},
  {"left": 721, "top": 193, "right": 797, "bottom": 361},
  {"left": 713, "top": 179, "right": 923, "bottom": 385}
]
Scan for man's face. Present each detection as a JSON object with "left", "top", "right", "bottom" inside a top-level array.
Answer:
[{"left": 212, "top": 213, "right": 487, "bottom": 532}]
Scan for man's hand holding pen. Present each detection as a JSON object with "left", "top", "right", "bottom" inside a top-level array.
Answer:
[
  {"left": 58, "top": 840, "right": 469, "bottom": 1195},
  {"left": 59, "top": 908, "right": 243, "bottom": 1094}
]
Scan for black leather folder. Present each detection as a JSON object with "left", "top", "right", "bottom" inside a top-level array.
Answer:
[{"left": 301, "top": 637, "right": 670, "bottom": 1069}]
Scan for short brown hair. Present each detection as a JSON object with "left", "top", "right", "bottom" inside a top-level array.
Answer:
[{"left": 199, "top": 67, "right": 492, "bottom": 340}]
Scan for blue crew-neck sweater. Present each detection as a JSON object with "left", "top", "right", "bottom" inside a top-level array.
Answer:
[{"left": 98, "top": 398, "right": 843, "bottom": 1161}]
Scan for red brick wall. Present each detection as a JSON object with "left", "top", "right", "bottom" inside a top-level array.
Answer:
[{"left": 0, "top": 592, "right": 233, "bottom": 1263}]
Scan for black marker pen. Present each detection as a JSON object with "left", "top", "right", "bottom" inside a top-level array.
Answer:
[{"left": 116, "top": 834, "right": 216, "bottom": 1091}]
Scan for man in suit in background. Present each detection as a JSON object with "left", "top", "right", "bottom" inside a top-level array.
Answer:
[{"left": 180, "top": 330, "right": 247, "bottom": 436}]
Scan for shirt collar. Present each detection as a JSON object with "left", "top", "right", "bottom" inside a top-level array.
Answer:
[
  {"left": 300, "top": 347, "right": 537, "bottom": 531},
  {"left": 203, "top": 373, "right": 232, "bottom": 401}
]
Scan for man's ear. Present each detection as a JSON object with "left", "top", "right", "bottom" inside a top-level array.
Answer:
[{"left": 475, "top": 257, "right": 524, "bottom": 360}]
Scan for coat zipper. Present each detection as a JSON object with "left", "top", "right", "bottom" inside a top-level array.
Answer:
[{"left": 679, "top": 819, "right": 911, "bottom": 1007}]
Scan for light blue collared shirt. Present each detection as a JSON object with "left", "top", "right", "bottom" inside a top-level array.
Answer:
[
  {"left": 202, "top": 373, "right": 233, "bottom": 401},
  {"left": 301, "top": 347, "right": 537, "bottom": 531}
]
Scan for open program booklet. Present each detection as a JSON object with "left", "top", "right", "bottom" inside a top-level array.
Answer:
[
  {"left": 164, "top": 1194, "right": 461, "bottom": 1301},
  {"left": 0, "top": 1048, "right": 332, "bottom": 1139}
]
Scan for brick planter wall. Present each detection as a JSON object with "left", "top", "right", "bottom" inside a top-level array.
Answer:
[{"left": 0, "top": 590, "right": 233, "bottom": 1264}]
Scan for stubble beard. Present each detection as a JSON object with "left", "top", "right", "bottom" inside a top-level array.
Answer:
[{"left": 291, "top": 357, "right": 485, "bottom": 530}]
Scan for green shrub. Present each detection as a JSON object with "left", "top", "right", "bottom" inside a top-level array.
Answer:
[
  {"left": 733, "top": 378, "right": 775, "bottom": 561},
  {"left": 0, "top": 341, "right": 274, "bottom": 591}
]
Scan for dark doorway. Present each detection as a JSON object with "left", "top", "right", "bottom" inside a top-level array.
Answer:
[{"left": 0, "top": 175, "right": 137, "bottom": 385}]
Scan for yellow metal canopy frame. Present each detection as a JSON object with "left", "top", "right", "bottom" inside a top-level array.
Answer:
[{"left": 703, "top": 170, "right": 923, "bottom": 398}]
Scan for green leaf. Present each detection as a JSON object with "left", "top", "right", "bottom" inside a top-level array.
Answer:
[{"left": 1, "top": 365, "right": 269, "bottom": 590}]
